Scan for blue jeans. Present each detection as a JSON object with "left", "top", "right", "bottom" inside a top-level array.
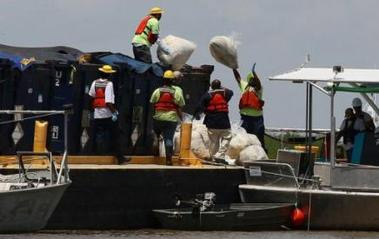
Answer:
[
  {"left": 240, "top": 114, "right": 266, "bottom": 150},
  {"left": 91, "top": 117, "right": 123, "bottom": 159},
  {"left": 153, "top": 120, "right": 177, "bottom": 158}
]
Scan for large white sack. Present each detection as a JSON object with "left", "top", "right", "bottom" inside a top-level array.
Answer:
[
  {"left": 191, "top": 131, "right": 210, "bottom": 159},
  {"left": 227, "top": 124, "right": 260, "bottom": 159},
  {"left": 157, "top": 35, "right": 196, "bottom": 70},
  {"left": 209, "top": 36, "right": 239, "bottom": 69},
  {"left": 237, "top": 145, "right": 268, "bottom": 165}
]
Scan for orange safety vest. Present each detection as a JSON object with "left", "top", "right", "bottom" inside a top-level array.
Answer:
[
  {"left": 134, "top": 15, "right": 156, "bottom": 44},
  {"left": 239, "top": 87, "right": 263, "bottom": 110},
  {"left": 92, "top": 80, "right": 109, "bottom": 108},
  {"left": 154, "top": 87, "right": 178, "bottom": 111},
  {"left": 206, "top": 89, "right": 229, "bottom": 113}
]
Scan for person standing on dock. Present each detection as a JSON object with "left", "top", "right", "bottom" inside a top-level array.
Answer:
[
  {"left": 193, "top": 80, "right": 233, "bottom": 162},
  {"left": 132, "top": 7, "right": 163, "bottom": 63},
  {"left": 336, "top": 108, "right": 357, "bottom": 162},
  {"left": 233, "top": 64, "right": 266, "bottom": 151},
  {"left": 352, "top": 97, "right": 375, "bottom": 132},
  {"left": 89, "top": 65, "right": 128, "bottom": 164},
  {"left": 150, "top": 70, "right": 185, "bottom": 165}
]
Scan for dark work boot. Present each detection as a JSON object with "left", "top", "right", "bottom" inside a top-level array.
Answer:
[
  {"left": 117, "top": 155, "right": 131, "bottom": 165},
  {"left": 166, "top": 154, "right": 173, "bottom": 166}
]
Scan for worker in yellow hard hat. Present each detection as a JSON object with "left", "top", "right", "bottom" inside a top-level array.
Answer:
[
  {"left": 88, "top": 65, "right": 129, "bottom": 164},
  {"left": 132, "top": 7, "right": 164, "bottom": 63},
  {"left": 150, "top": 70, "right": 185, "bottom": 165}
]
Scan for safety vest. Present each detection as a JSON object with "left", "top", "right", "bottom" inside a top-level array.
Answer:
[
  {"left": 206, "top": 89, "right": 229, "bottom": 113},
  {"left": 92, "top": 80, "right": 109, "bottom": 108},
  {"left": 134, "top": 15, "right": 155, "bottom": 44},
  {"left": 154, "top": 87, "right": 178, "bottom": 111},
  {"left": 239, "top": 87, "right": 263, "bottom": 110}
]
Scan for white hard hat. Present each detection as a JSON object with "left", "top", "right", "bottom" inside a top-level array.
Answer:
[{"left": 352, "top": 97, "right": 362, "bottom": 107}]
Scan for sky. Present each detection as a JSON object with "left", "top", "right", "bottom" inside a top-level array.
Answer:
[{"left": 1, "top": 0, "right": 379, "bottom": 129}]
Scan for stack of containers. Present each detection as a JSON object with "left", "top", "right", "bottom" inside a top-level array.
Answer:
[
  {"left": 0, "top": 59, "right": 16, "bottom": 154},
  {"left": 0, "top": 50, "right": 214, "bottom": 157}
]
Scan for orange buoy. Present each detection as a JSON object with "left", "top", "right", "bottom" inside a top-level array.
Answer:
[{"left": 291, "top": 208, "right": 305, "bottom": 226}]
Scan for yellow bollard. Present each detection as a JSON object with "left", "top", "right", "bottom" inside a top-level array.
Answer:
[
  {"left": 179, "top": 123, "right": 202, "bottom": 166},
  {"left": 33, "top": 120, "right": 48, "bottom": 153}
]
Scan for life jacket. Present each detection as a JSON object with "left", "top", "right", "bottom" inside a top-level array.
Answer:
[
  {"left": 206, "top": 89, "right": 229, "bottom": 113},
  {"left": 154, "top": 87, "right": 178, "bottom": 111},
  {"left": 134, "top": 15, "right": 156, "bottom": 44},
  {"left": 92, "top": 80, "right": 109, "bottom": 108},
  {"left": 239, "top": 86, "right": 263, "bottom": 110}
]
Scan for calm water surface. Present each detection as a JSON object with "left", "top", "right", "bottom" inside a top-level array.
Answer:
[{"left": 2, "top": 230, "right": 379, "bottom": 239}]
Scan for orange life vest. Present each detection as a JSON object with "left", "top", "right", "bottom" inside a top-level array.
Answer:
[
  {"left": 154, "top": 87, "right": 178, "bottom": 111},
  {"left": 239, "top": 87, "right": 263, "bottom": 110},
  {"left": 206, "top": 89, "right": 229, "bottom": 113},
  {"left": 134, "top": 15, "right": 156, "bottom": 44},
  {"left": 92, "top": 80, "right": 108, "bottom": 108}
]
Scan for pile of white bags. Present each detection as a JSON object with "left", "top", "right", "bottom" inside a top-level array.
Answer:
[
  {"left": 209, "top": 36, "right": 239, "bottom": 69},
  {"left": 174, "top": 121, "right": 268, "bottom": 164},
  {"left": 157, "top": 35, "right": 196, "bottom": 71},
  {"left": 227, "top": 124, "right": 268, "bottom": 165}
]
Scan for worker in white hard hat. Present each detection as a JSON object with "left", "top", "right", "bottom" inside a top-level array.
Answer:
[
  {"left": 150, "top": 70, "right": 185, "bottom": 165},
  {"left": 132, "top": 7, "right": 164, "bottom": 63},
  {"left": 352, "top": 97, "right": 375, "bottom": 132}
]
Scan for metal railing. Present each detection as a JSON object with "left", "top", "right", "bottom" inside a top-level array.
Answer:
[{"left": 0, "top": 108, "right": 71, "bottom": 184}]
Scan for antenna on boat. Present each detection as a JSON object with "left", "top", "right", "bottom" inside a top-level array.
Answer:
[{"left": 300, "top": 54, "right": 311, "bottom": 68}]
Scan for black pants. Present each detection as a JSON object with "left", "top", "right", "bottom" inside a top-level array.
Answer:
[
  {"left": 133, "top": 45, "right": 152, "bottom": 64},
  {"left": 91, "top": 117, "right": 123, "bottom": 158},
  {"left": 241, "top": 114, "right": 266, "bottom": 151}
]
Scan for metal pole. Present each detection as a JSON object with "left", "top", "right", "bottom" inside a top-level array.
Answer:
[
  {"left": 308, "top": 84, "right": 313, "bottom": 168},
  {"left": 305, "top": 83, "right": 309, "bottom": 153},
  {"left": 0, "top": 110, "right": 64, "bottom": 114},
  {"left": 330, "top": 87, "right": 336, "bottom": 168},
  {"left": 64, "top": 111, "right": 68, "bottom": 181}
]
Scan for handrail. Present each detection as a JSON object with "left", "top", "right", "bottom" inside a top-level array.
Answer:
[
  {"left": 265, "top": 127, "right": 331, "bottom": 134},
  {"left": 0, "top": 109, "right": 70, "bottom": 184}
]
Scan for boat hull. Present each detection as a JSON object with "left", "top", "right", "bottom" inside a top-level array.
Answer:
[
  {"left": 239, "top": 184, "right": 379, "bottom": 230},
  {"left": 0, "top": 182, "right": 70, "bottom": 233},
  {"left": 153, "top": 203, "right": 294, "bottom": 231}
]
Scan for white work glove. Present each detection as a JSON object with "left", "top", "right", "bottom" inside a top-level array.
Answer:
[
  {"left": 111, "top": 111, "right": 119, "bottom": 122},
  {"left": 157, "top": 38, "right": 171, "bottom": 55}
]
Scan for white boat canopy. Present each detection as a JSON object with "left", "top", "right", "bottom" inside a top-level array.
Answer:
[
  {"left": 268, "top": 66, "right": 379, "bottom": 167},
  {"left": 269, "top": 67, "right": 379, "bottom": 84}
]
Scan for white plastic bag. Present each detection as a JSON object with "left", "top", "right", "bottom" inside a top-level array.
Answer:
[
  {"left": 209, "top": 36, "right": 239, "bottom": 69},
  {"left": 238, "top": 145, "right": 268, "bottom": 165},
  {"left": 157, "top": 35, "right": 196, "bottom": 70},
  {"left": 227, "top": 124, "right": 262, "bottom": 159}
]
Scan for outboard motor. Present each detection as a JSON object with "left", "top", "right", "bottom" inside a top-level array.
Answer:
[{"left": 174, "top": 192, "right": 217, "bottom": 214}]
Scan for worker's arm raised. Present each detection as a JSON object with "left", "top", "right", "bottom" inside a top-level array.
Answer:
[
  {"left": 251, "top": 71, "right": 262, "bottom": 91},
  {"left": 233, "top": 69, "right": 241, "bottom": 85}
]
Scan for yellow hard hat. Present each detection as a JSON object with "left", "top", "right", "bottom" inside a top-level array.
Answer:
[
  {"left": 163, "top": 70, "right": 175, "bottom": 79},
  {"left": 149, "top": 7, "right": 164, "bottom": 15},
  {"left": 98, "top": 65, "right": 116, "bottom": 74}
]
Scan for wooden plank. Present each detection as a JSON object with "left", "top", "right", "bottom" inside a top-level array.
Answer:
[{"left": 0, "top": 155, "right": 202, "bottom": 166}]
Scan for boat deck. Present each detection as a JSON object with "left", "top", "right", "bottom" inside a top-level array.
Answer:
[{"left": 0, "top": 155, "right": 246, "bottom": 230}]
